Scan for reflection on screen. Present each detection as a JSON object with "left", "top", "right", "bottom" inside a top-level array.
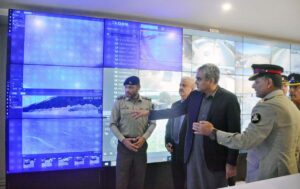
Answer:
[
  {"left": 218, "top": 75, "right": 236, "bottom": 93},
  {"left": 271, "top": 47, "right": 290, "bottom": 72},
  {"left": 243, "top": 77, "right": 255, "bottom": 94},
  {"left": 102, "top": 68, "right": 181, "bottom": 165},
  {"left": 7, "top": 9, "right": 104, "bottom": 173},
  {"left": 182, "top": 34, "right": 193, "bottom": 72},
  {"left": 102, "top": 68, "right": 140, "bottom": 165},
  {"left": 8, "top": 9, "right": 299, "bottom": 173},
  {"left": 241, "top": 115, "right": 251, "bottom": 132},
  {"left": 24, "top": 15, "right": 103, "bottom": 67},
  {"left": 104, "top": 19, "right": 182, "bottom": 71},
  {"left": 139, "top": 70, "right": 182, "bottom": 92},
  {"left": 22, "top": 118, "right": 101, "bottom": 154},
  {"left": 235, "top": 76, "right": 244, "bottom": 94},
  {"left": 140, "top": 27, "right": 182, "bottom": 71},
  {"left": 22, "top": 65, "right": 102, "bottom": 90},
  {"left": 146, "top": 119, "right": 169, "bottom": 161},
  {"left": 192, "top": 37, "right": 236, "bottom": 74},
  {"left": 242, "top": 43, "right": 271, "bottom": 75},
  {"left": 22, "top": 96, "right": 102, "bottom": 118},
  {"left": 241, "top": 94, "right": 259, "bottom": 115},
  {"left": 291, "top": 49, "right": 300, "bottom": 72}
]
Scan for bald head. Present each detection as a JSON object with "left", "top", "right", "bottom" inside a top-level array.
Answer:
[{"left": 179, "top": 76, "right": 195, "bottom": 100}]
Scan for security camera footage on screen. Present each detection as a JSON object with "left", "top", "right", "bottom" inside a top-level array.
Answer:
[
  {"left": 8, "top": 8, "right": 293, "bottom": 174},
  {"left": 6, "top": 9, "right": 183, "bottom": 173},
  {"left": 102, "top": 69, "right": 182, "bottom": 165},
  {"left": 7, "top": 9, "right": 104, "bottom": 173}
]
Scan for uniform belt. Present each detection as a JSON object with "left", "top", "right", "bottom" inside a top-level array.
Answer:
[{"left": 124, "top": 135, "right": 137, "bottom": 138}]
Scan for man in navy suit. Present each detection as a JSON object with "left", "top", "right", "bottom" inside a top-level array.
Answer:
[
  {"left": 165, "top": 76, "right": 195, "bottom": 189},
  {"left": 133, "top": 64, "right": 241, "bottom": 189}
]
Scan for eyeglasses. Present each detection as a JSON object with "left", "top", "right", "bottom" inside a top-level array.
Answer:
[
  {"left": 196, "top": 77, "right": 202, "bottom": 81},
  {"left": 290, "top": 85, "right": 300, "bottom": 90}
]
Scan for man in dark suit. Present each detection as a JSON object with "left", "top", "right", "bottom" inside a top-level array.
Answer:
[
  {"left": 196, "top": 65, "right": 300, "bottom": 182},
  {"left": 165, "top": 77, "right": 195, "bottom": 189},
  {"left": 133, "top": 63, "right": 241, "bottom": 189}
]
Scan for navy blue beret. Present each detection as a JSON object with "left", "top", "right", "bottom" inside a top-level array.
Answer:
[
  {"left": 123, "top": 76, "right": 140, "bottom": 86},
  {"left": 288, "top": 73, "right": 300, "bottom": 86}
]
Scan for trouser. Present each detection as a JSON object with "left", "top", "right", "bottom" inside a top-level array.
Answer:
[
  {"left": 116, "top": 141, "right": 147, "bottom": 189},
  {"left": 171, "top": 144, "right": 186, "bottom": 189},
  {"left": 171, "top": 158, "right": 186, "bottom": 189},
  {"left": 187, "top": 135, "right": 227, "bottom": 189}
]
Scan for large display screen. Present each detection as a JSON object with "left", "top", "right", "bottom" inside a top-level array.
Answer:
[
  {"left": 6, "top": 9, "right": 104, "bottom": 173},
  {"left": 8, "top": 8, "right": 295, "bottom": 173},
  {"left": 104, "top": 19, "right": 182, "bottom": 71},
  {"left": 6, "top": 9, "right": 184, "bottom": 172},
  {"left": 102, "top": 68, "right": 181, "bottom": 165}
]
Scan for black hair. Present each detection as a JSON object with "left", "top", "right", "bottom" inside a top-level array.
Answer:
[{"left": 263, "top": 73, "right": 282, "bottom": 89}]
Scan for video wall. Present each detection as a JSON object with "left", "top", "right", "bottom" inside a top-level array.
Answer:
[
  {"left": 6, "top": 9, "right": 300, "bottom": 173},
  {"left": 6, "top": 9, "right": 182, "bottom": 173},
  {"left": 182, "top": 30, "right": 300, "bottom": 132},
  {"left": 7, "top": 9, "right": 104, "bottom": 173}
]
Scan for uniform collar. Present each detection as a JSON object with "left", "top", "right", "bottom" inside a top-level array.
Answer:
[
  {"left": 125, "top": 94, "right": 142, "bottom": 102},
  {"left": 263, "top": 89, "right": 283, "bottom": 101}
]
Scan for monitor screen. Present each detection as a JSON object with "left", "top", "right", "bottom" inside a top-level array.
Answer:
[
  {"left": 103, "top": 19, "right": 182, "bottom": 71},
  {"left": 192, "top": 37, "right": 236, "bottom": 75},
  {"left": 7, "top": 9, "right": 184, "bottom": 172},
  {"left": 6, "top": 9, "right": 104, "bottom": 173},
  {"left": 102, "top": 68, "right": 182, "bottom": 165}
]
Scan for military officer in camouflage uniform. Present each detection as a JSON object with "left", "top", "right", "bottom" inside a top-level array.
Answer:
[
  {"left": 288, "top": 73, "right": 300, "bottom": 172},
  {"left": 194, "top": 64, "right": 300, "bottom": 182},
  {"left": 110, "top": 76, "right": 156, "bottom": 189}
]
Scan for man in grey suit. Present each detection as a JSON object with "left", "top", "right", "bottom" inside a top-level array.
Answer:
[
  {"left": 165, "top": 76, "right": 195, "bottom": 189},
  {"left": 194, "top": 64, "right": 300, "bottom": 182}
]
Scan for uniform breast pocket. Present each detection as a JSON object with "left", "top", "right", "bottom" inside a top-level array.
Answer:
[
  {"left": 136, "top": 107, "right": 150, "bottom": 122},
  {"left": 138, "top": 107, "right": 150, "bottom": 111},
  {"left": 120, "top": 106, "right": 130, "bottom": 115}
]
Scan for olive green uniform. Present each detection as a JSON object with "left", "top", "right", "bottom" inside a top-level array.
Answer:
[
  {"left": 110, "top": 95, "right": 156, "bottom": 189},
  {"left": 216, "top": 90, "right": 300, "bottom": 182}
]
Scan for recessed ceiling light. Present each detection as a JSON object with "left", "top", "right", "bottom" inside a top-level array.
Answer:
[{"left": 222, "top": 3, "right": 232, "bottom": 11}]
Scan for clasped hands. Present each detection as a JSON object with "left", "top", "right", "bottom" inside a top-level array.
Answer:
[{"left": 122, "top": 136, "right": 145, "bottom": 152}]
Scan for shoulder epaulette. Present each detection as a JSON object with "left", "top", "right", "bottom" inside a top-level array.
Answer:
[
  {"left": 141, "top": 96, "right": 151, "bottom": 101},
  {"left": 117, "top": 95, "right": 126, "bottom": 100},
  {"left": 263, "top": 95, "right": 276, "bottom": 102}
]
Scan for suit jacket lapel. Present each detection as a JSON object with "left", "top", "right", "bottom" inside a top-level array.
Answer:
[
  {"left": 189, "top": 92, "right": 203, "bottom": 123},
  {"left": 184, "top": 91, "right": 204, "bottom": 163}
]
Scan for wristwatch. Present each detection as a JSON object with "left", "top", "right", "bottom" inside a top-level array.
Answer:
[{"left": 209, "top": 128, "right": 217, "bottom": 140}]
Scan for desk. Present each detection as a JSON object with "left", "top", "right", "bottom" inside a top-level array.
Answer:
[{"left": 220, "top": 174, "right": 300, "bottom": 189}]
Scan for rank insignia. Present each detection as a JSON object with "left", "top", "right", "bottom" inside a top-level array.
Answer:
[{"left": 251, "top": 113, "right": 261, "bottom": 123}]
